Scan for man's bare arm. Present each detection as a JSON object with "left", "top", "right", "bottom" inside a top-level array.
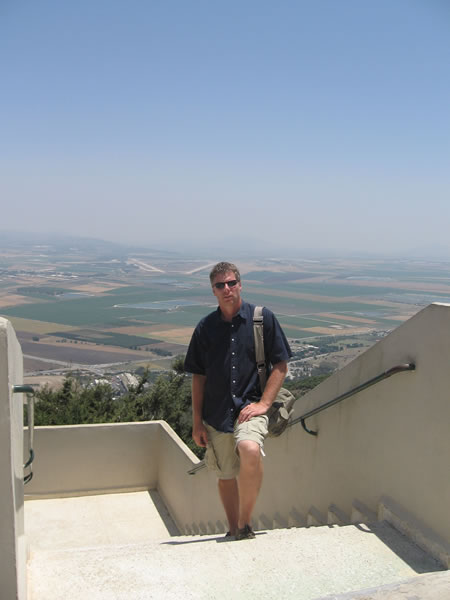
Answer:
[
  {"left": 237, "top": 361, "right": 288, "bottom": 423},
  {"left": 192, "top": 373, "right": 208, "bottom": 447}
]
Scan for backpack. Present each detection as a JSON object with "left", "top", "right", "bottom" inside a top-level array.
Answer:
[{"left": 253, "top": 306, "right": 296, "bottom": 437}]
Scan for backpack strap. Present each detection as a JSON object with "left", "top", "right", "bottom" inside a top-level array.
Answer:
[{"left": 253, "top": 306, "right": 267, "bottom": 391}]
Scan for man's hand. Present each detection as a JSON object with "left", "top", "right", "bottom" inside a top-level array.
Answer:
[
  {"left": 192, "top": 422, "right": 208, "bottom": 447},
  {"left": 237, "top": 401, "right": 268, "bottom": 424},
  {"left": 237, "top": 361, "right": 288, "bottom": 425},
  {"left": 192, "top": 373, "right": 207, "bottom": 447}
]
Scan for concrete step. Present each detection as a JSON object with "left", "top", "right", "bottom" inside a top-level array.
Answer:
[
  {"left": 328, "top": 504, "right": 350, "bottom": 526},
  {"left": 25, "top": 490, "right": 180, "bottom": 552},
  {"left": 307, "top": 506, "right": 327, "bottom": 526},
  {"left": 316, "top": 570, "right": 450, "bottom": 600},
  {"left": 27, "top": 521, "right": 444, "bottom": 600}
]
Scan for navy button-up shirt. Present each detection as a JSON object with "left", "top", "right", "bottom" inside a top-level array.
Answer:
[{"left": 184, "top": 300, "right": 292, "bottom": 432}]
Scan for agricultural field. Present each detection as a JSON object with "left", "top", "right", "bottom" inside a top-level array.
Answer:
[{"left": 2, "top": 235, "right": 450, "bottom": 375}]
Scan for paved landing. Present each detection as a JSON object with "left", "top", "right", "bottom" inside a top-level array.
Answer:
[
  {"left": 25, "top": 493, "right": 444, "bottom": 600},
  {"left": 25, "top": 490, "right": 179, "bottom": 551},
  {"left": 318, "top": 570, "right": 450, "bottom": 600}
]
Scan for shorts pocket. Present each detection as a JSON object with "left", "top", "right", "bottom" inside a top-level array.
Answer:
[{"left": 204, "top": 444, "right": 219, "bottom": 472}]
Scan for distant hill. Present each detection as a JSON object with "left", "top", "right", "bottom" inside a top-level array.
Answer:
[{"left": 0, "top": 230, "right": 180, "bottom": 259}]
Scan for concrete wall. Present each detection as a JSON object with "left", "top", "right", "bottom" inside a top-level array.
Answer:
[
  {"left": 157, "top": 421, "right": 222, "bottom": 535},
  {"left": 0, "top": 318, "right": 26, "bottom": 600},
  {"left": 23, "top": 417, "right": 223, "bottom": 534},
  {"left": 259, "top": 302, "right": 450, "bottom": 544},
  {"left": 152, "top": 303, "right": 450, "bottom": 550},
  {"left": 25, "top": 421, "right": 164, "bottom": 498}
]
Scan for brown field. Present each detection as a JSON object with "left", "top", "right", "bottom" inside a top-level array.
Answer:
[
  {"left": 246, "top": 286, "right": 405, "bottom": 307},
  {"left": 11, "top": 276, "right": 59, "bottom": 285},
  {"left": 145, "top": 323, "right": 196, "bottom": 332},
  {"left": 291, "top": 276, "right": 337, "bottom": 283},
  {"left": 23, "top": 357, "right": 63, "bottom": 371},
  {"left": 103, "top": 325, "right": 160, "bottom": 337},
  {"left": 73, "top": 283, "right": 128, "bottom": 293},
  {"left": 104, "top": 324, "right": 194, "bottom": 345},
  {"left": 134, "top": 359, "right": 174, "bottom": 370},
  {"left": 65, "top": 332, "right": 112, "bottom": 340},
  {"left": 305, "top": 326, "right": 372, "bottom": 336},
  {"left": 317, "top": 312, "right": 376, "bottom": 324},
  {"left": 27, "top": 338, "right": 159, "bottom": 356},
  {"left": 20, "top": 339, "right": 155, "bottom": 365},
  {"left": 146, "top": 327, "right": 194, "bottom": 345},
  {"left": 386, "top": 314, "right": 419, "bottom": 322},
  {"left": 239, "top": 262, "right": 321, "bottom": 275},
  {"left": 331, "top": 279, "right": 450, "bottom": 294},
  {"left": 0, "top": 294, "right": 34, "bottom": 308},
  {"left": 365, "top": 300, "right": 418, "bottom": 310},
  {"left": 8, "top": 317, "right": 75, "bottom": 334}
]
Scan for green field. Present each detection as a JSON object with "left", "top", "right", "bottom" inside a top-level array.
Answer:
[
  {"left": 50, "top": 330, "right": 162, "bottom": 348},
  {"left": 1, "top": 285, "right": 210, "bottom": 328},
  {"left": 3, "top": 248, "right": 450, "bottom": 356},
  {"left": 1, "top": 282, "right": 406, "bottom": 334},
  {"left": 0, "top": 285, "right": 407, "bottom": 347}
]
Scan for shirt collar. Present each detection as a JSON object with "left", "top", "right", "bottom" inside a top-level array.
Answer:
[
  {"left": 237, "top": 300, "right": 249, "bottom": 321},
  {"left": 216, "top": 300, "right": 248, "bottom": 322}
]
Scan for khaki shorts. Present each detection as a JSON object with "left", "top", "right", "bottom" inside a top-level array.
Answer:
[{"left": 204, "top": 415, "right": 269, "bottom": 480}]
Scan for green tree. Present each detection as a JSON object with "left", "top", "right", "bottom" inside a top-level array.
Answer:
[
  {"left": 33, "top": 358, "right": 201, "bottom": 457},
  {"left": 283, "top": 373, "right": 330, "bottom": 396}
]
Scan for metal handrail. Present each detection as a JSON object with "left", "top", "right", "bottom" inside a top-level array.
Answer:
[
  {"left": 188, "top": 461, "right": 206, "bottom": 475},
  {"left": 187, "top": 362, "right": 416, "bottom": 474},
  {"left": 13, "top": 384, "right": 36, "bottom": 484},
  {"left": 294, "top": 363, "right": 416, "bottom": 436}
]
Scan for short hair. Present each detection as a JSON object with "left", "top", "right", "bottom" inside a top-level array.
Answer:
[{"left": 209, "top": 262, "right": 241, "bottom": 285}]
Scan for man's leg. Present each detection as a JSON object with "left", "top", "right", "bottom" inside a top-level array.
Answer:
[
  {"left": 236, "top": 440, "right": 263, "bottom": 529},
  {"left": 203, "top": 423, "right": 240, "bottom": 535},
  {"left": 218, "top": 478, "right": 239, "bottom": 535}
]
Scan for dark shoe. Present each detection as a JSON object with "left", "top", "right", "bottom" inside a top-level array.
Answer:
[{"left": 235, "top": 524, "right": 256, "bottom": 540}]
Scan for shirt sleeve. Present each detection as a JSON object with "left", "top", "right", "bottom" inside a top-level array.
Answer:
[
  {"left": 263, "top": 308, "right": 292, "bottom": 365},
  {"left": 184, "top": 324, "right": 206, "bottom": 375}
]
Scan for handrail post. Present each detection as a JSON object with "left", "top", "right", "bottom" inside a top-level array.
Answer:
[
  {"left": 13, "top": 385, "right": 36, "bottom": 484},
  {"left": 300, "top": 418, "right": 318, "bottom": 436}
]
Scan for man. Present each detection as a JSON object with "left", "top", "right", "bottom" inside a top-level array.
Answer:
[{"left": 184, "top": 261, "right": 292, "bottom": 540}]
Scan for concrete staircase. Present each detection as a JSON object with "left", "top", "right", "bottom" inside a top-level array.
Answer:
[
  {"left": 26, "top": 492, "right": 447, "bottom": 600},
  {"left": 181, "top": 494, "right": 450, "bottom": 572},
  {"left": 17, "top": 304, "right": 450, "bottom": 599}
]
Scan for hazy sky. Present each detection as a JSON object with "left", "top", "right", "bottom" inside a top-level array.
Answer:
[{"left": 1, "top": 1, "right": 449, "bottom": 256}]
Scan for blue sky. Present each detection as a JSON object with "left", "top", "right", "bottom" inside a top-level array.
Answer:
[{"left": 1, "top": 1, "right": 449, "bottom": 256}]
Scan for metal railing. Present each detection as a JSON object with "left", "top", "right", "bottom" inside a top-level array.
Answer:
[
  {"left": 13, "top": 384, "right": 36, "bottom": 484},
  {"left": 188, "top": 459, "right": 207, "bottom": 476},
  {"left": 187, "top": 362, "right": 415, "bottom": 474},
  {"left": 294, "top": 363, "right": 415, "bottom": 436}
]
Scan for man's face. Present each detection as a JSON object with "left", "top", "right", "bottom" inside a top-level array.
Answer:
[{"left": 212, "top": 270, "right": 242, "bottom": 313}]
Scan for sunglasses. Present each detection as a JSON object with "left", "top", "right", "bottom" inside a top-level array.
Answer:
[{"left": 213, "top": 279, "right": 239, "bottom": 290}]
